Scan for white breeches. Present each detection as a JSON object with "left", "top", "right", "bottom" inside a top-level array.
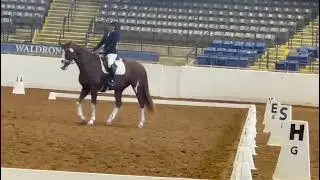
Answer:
[{"left": 107, "top": 53, "right": 117, "bottom": 68}]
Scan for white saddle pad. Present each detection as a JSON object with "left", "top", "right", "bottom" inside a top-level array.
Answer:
[
  {"left": 114, "top": 58, "right": 126, "bottom": 75},
  {"left": 99, "top": 55, "right": 126, "bottom": 75}
]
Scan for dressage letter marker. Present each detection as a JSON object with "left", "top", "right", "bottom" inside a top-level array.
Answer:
[
  {"left": 12, "top": 75, "right": 25, "bottom": 95},
  {"left": 263, "top": 97, "right": 276, "bottom": 124},
  {"left": 273, "top": 120, "right": 311, "bottom": 180},
  {"left": 267, "top": 104, "right": 292, "bottom": 146},
  {"left": 263, "top": 100, "right": 279, "bottom": 133}
]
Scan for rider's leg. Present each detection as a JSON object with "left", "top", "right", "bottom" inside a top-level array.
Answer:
[
  {"left": 107, "top": 53, "right": 117, "bottom": 68},
  {"left": 101, "top": 53, "right": 118, "bottom": 92},
  {"left": 106, "top": 54, "right": 117, "bottom": 86}
]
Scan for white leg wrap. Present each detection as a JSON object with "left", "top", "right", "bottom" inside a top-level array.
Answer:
[
  {"left": 90, "top": 103, "right": 96, "bottom": 120},
  {"left": 76, "top": 102, "right": 85, "bottom": 120},
  {"left": 107, "top": 107, "right": 119, "bottom": 125},
  {"left": 87, "top": 103, "right": 96, "bottom": 125},
  {"left": 138, "top": 108, "right": 145, "bottom": 128}
]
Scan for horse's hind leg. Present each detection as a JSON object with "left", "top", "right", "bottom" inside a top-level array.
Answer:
[
  {"left": 134, "top": 83, "right": 146, "bottom": 128},
  {"left": 77, "top": 87, "right": 90, "bottom": 124},
  {"left": 106, "top": 90, "right": 123, "bottom": 125}
]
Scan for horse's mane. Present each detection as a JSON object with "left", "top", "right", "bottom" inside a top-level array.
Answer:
[
  {"left": 66, "top": 42, "right": 98, "bottom": 61},
  {"left": 71, "top": 43, "right": 90, "bottom": 54},
  {"left": 66, "top": 41, "right": 125, "bottom": 63}
]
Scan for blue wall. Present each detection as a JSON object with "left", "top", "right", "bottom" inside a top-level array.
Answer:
[{"left": 1, "top": 42, "right": 160, "bottom": 62}]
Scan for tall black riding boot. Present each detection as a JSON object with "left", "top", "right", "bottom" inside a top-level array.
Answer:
[{"left": 107, "top": 63, "right": 117, "bottom": 89}]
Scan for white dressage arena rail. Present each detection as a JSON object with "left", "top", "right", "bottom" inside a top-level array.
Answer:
[
  {"left": 230, "top": 105, "right": 258, "bottom": 180},
  {"left": 1, "top": 168, "right": 201, "bottom": 180},
  {"left": 48, "top": 92, "right": 252, "bottom": 108}
]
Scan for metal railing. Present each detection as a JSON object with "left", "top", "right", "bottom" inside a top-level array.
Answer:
[
  {"left": 58, "top": 0, "right": 78, "bottom": 43},
  {"left": 186, "top": 46, "right": 198, "bottom": 65},
  {"left": 85, "top": 17, "right": 95, "bottom": 47},
  {"left": 288, "top": 20, "right": 319, "bottom": 49}
]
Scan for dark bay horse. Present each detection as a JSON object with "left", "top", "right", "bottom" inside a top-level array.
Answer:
[{"left": 60, "top": 41, "right": 155, "bottom": 128}]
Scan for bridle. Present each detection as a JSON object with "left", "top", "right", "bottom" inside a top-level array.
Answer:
[{"left": 60, "top": 49, "right": 76, "bottom": 70}]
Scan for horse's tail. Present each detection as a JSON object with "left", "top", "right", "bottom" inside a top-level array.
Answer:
[{"left": 142, "top": 76, "right": 155, "bottom": 113}]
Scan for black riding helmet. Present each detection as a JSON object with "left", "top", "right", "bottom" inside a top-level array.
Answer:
[{"left": 105, "top": 19, "right": 121, "bottom": 31}]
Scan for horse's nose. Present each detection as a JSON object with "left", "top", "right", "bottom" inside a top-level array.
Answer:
[{"left": 61, "top": 60, "right": 64, "bottom": 63}]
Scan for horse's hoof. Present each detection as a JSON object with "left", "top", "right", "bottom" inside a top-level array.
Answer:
[
  {"left": 106, "top": 121, "right": 112, "bottom": 126},
  {"left": 138, "top": 123, "right": 144, "bottom": 128},
  {"left": 78, "top": 120, "right": 86, "bottom": 124},
  {"left": 87, "top": 120, "right": 96, "bottom": 126}
]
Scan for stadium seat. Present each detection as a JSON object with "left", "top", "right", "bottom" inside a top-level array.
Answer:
[
  {"left": 196, "top": 54, "right": 210, "bottom": 65},
  {"left": 211, "top": 40, "right": 223, "bottom": 48},
  {"left": 297, "top": 47, "right": 319, "bottom": 58},
  {"left": 254, "top": 42, "right": 266, "bottom": 54},
  {"left": 287, "top": 61, "right": 300, "bottom": 71},
  {"left": 233, "top": 41, "right": 244, "bottom": 50},
  {"left": 275, "top": 61, "right": 287, "bottom": 71},
  {"left": 275, "top": 61, "right": 300, "bottom": 71},
  {"left": 287, "top": 54, "right": 311, "bottom": 66},
  {"left": 1, "top": 0, "right": 51, "bottom": 43},
  {"left": 197, "top": 39, "right": 266, "bottom": 68}
]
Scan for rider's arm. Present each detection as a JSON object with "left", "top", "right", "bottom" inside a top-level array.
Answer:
[{"left": 92, "top": 33, "right": 107, "bottom": 52}]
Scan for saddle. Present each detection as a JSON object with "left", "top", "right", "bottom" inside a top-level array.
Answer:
[
  {"left": 98, "top": 54, "right": 120, "bottom": 92},
  {"left": 98, "top": 54, "right": 120, "bottom": 73},
  {"left": 100, "top": 56, "right": 109, "bottom": 72}
]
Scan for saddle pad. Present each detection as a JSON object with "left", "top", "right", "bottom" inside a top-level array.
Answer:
[
  {"left": 99, "top": 55, "right": 126, "bottom": 75},
  {"left": 114, "top": 58, "right": 126, "bottom": 75},
  {"left": 99, "top": 55, "right": 108, "bottom": 74}
]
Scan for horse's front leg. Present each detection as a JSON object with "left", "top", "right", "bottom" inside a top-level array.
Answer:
[
  {"left": 77, "top": 87, "right": 90, "bottom": 124},
  {"left": 87, "top": 87, "right": 98, "bottom": 126},
  {"left": 106, "top": 90, "right": 123, "bottom": 125}
]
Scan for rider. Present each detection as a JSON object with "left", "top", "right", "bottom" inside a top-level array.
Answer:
[{"left": 92, "top": 19, "right": 120, "bottom": 90}]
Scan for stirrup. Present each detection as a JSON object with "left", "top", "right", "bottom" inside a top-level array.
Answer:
[
  {"left": 106, "top": 83, "right": 115, "bottom": 91},
  {"left": 108, "top": 80, "right": 115, "bottom": 87}
]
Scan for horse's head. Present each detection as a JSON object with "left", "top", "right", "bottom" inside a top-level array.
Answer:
[{"left": 60, "top": 41, "right": 79, "bottom": 70}]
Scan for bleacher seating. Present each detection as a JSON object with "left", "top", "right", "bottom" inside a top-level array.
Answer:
[
  {"left": 1, "top": 0, "right": 51, "bottom": 42},
  {"left": 297, "top": 46, "right": 319, "bottom": 58},
  {"left": 275, "top": 46, "right": 318, "bottom": 72},
  {"left": 196, "top": 40, "right": 266, "bottom": 68},
  {"left": 92, "top": 0, "right": 319, "bottom": 47},
  {"left": 275, "top": 60, "right": 300, "bottom": 71}
]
